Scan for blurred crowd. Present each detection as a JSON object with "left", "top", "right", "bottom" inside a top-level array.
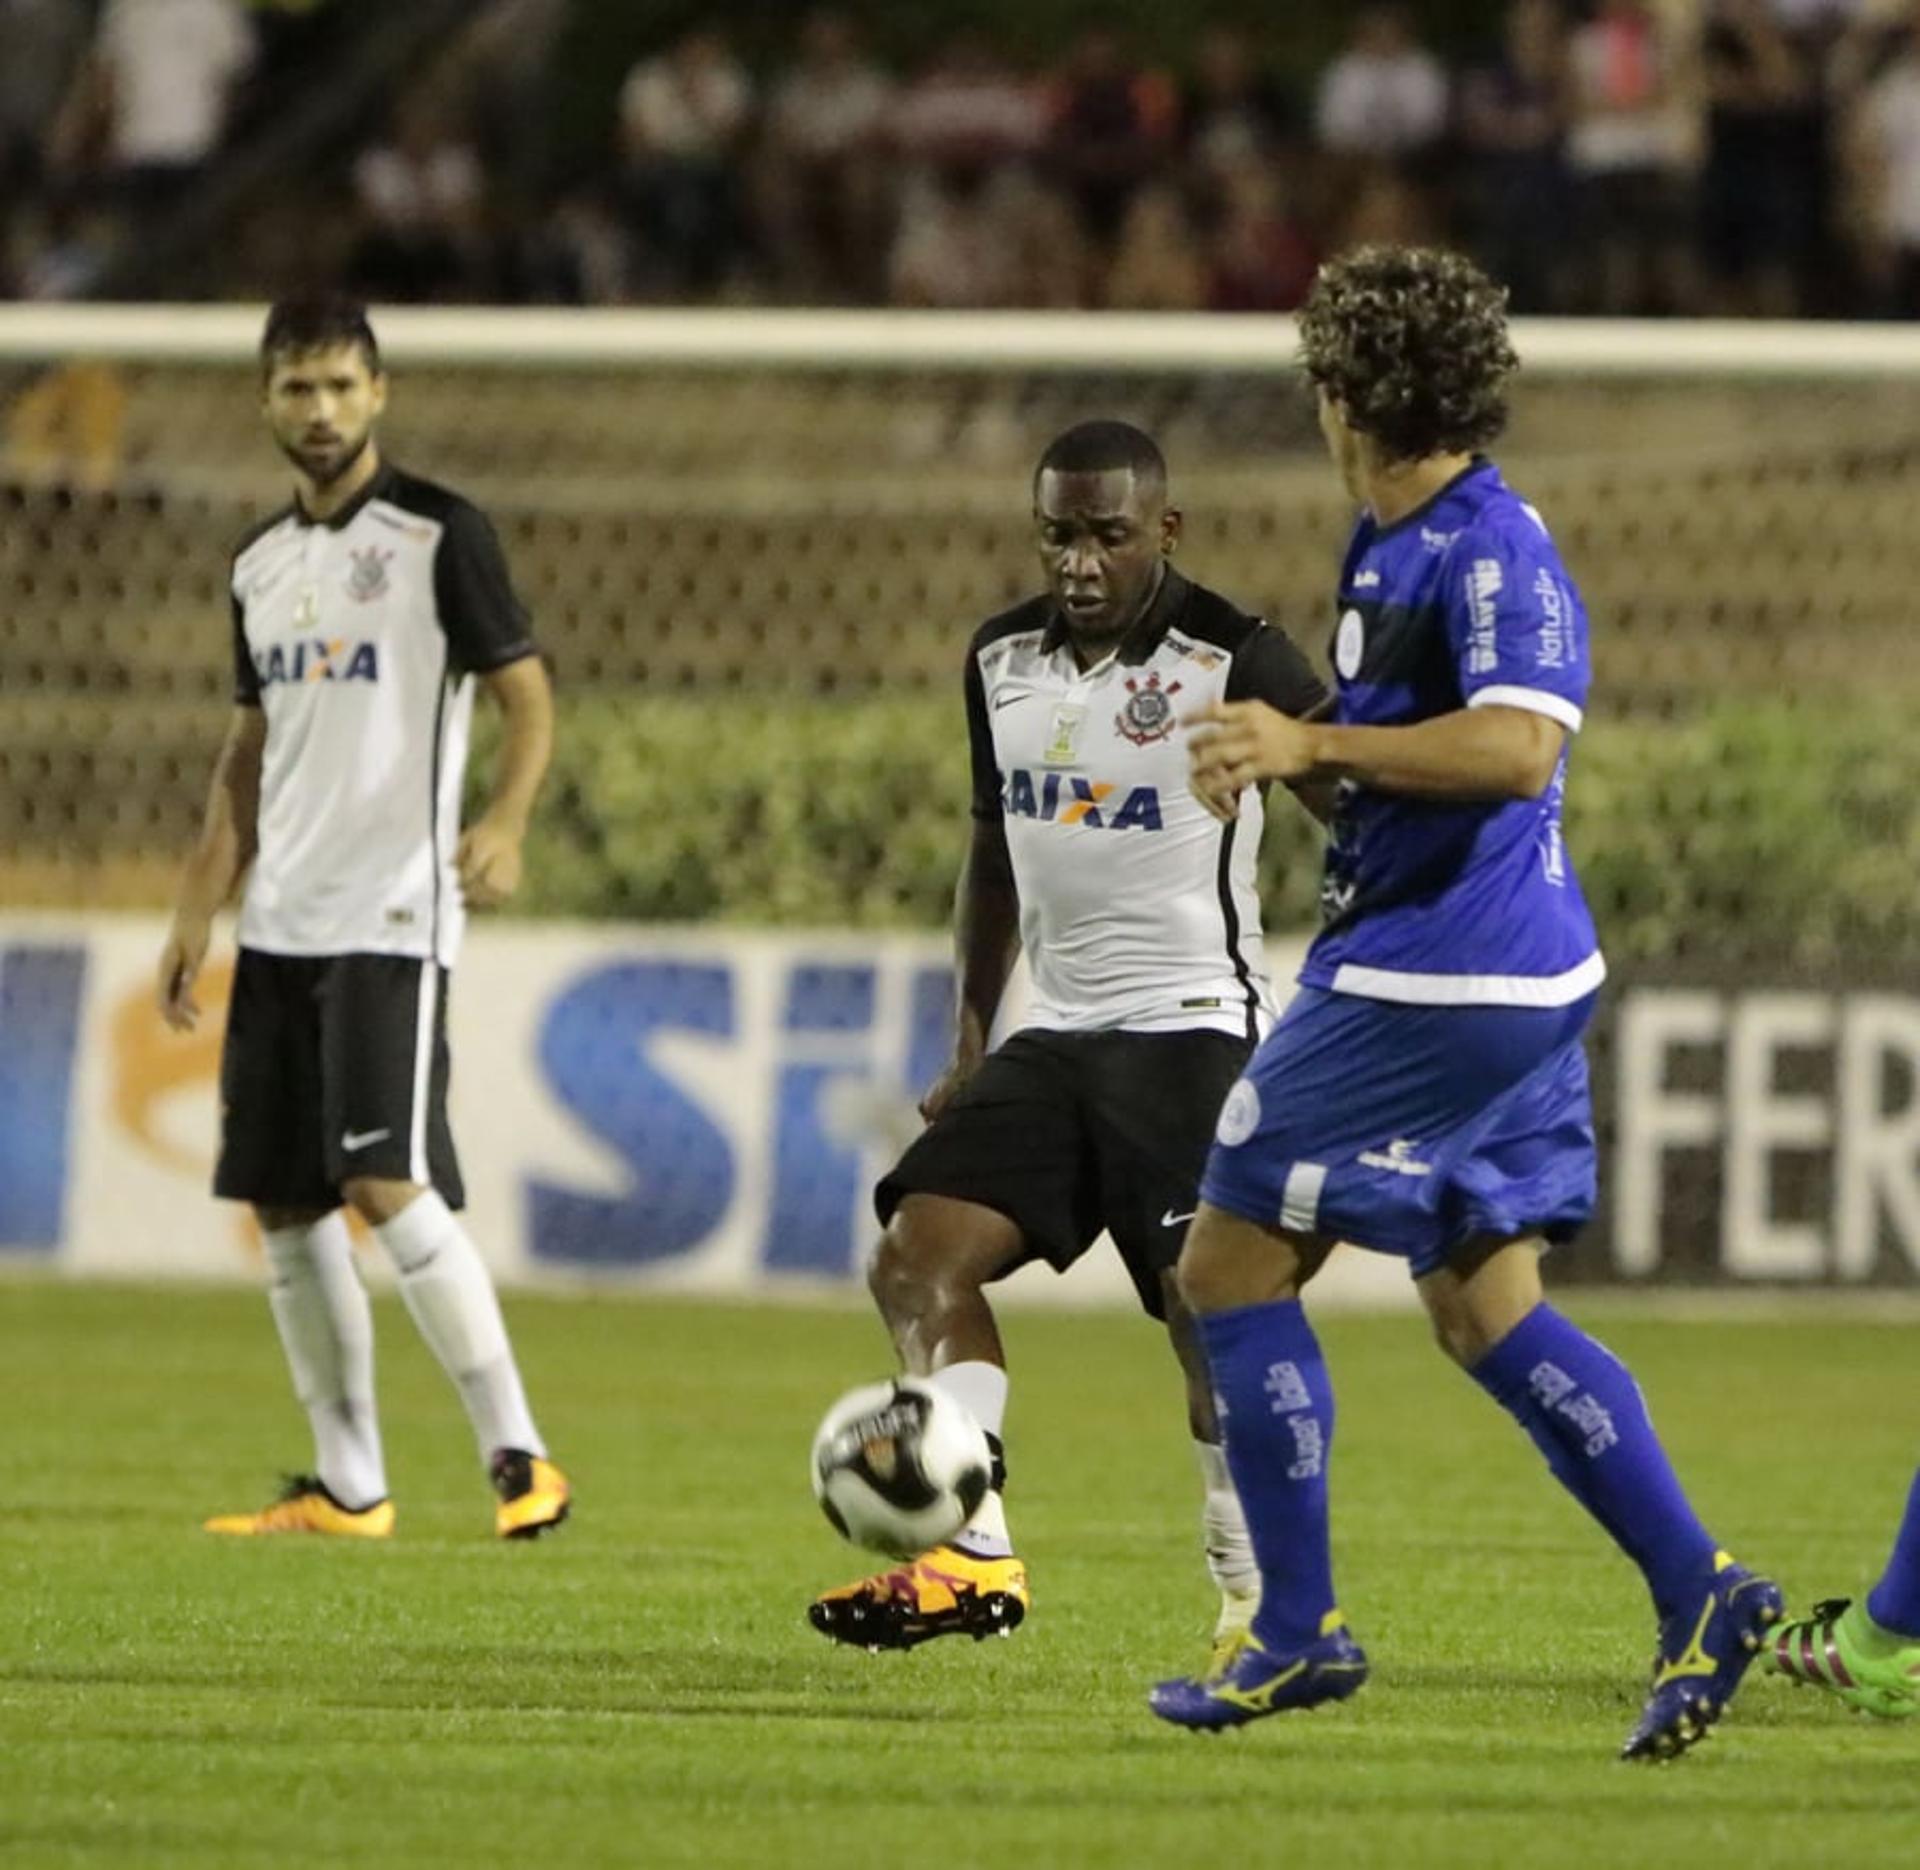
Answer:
[{"left": 12, "top": 0, "right": 1920, "bottom": 317}]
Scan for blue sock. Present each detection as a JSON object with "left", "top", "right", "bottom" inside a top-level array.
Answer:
[
  {"left": 1470, "top": 1304, "right": 1719, "bottom": 1620},
  {"left": 1198, "top": 1299, "right": 1338, "bottom": 1651},
  {"left": 1867, "top": 1468, "right": 1920, "bottom": 1639}
]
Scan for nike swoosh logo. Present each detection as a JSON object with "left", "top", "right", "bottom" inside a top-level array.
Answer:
[
  {"left": 992, "top": 693, "right": 1029, "bottom": 711},
  {"left": 1161, "top": 1209, "right": 1196, "bottom": 1229},
  {"left": 341, "top": 1128, "right": 392, "bottom": 1152}
]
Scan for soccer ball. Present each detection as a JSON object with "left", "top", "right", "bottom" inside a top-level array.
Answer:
[{"left": 810, "top": 1377, "right": 992, "bottom": 1556}]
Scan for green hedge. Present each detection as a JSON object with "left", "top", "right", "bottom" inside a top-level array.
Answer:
[{"left": 486, "top": 694, "right": 1920, "bottom": 968}]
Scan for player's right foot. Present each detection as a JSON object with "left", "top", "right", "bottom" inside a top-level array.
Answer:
[
  {"left": 491, "top": 1449, "right": 571, "bottom": 1540},
  {"left": 808, "top": 1545, "right": 1030, "bottom": 1650},
  {"left": 203, "top": 1475, "right": 394, "bottom": 1538},
  {"left": 1150, "top": 1613, "right": 1370, "bottom": 1731},
  {"left": 1621, "top": 1551, "right": 1782, "bottom": 1761},
  {"left": 1766, "top": 1598, "right": 1920, "bottom": 1719}
]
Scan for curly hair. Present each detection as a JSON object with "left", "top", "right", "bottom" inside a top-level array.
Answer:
[{"left": 1297, "top": 246, "right": 1518, "bottom": 463}]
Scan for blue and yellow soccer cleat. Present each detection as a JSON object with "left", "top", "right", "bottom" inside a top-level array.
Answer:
[
  {"left": 1766, "top": 1598, "right": 1920, "bottom": 1720},
  {"left": 1621, "top": 1551, "right": 1783, "bottom": 1760},
  {"left": 204, "top": 1474, "right": 394, "bottom": 1538},
  {"left": 808, "top": 1545, "right": 1030, "bottom": 1650},
  {"left": 1150, "top": 1611, "right": 1370, "bottom": 1732},
  {"left": 491, "top": 1450, "right": 571, "bottom": 1540}
]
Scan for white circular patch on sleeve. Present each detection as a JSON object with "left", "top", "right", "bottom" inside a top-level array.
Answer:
[
  {"left": 1335, "top": 608, "right": 1365, "bottom": 680},
  {"left": 1215, "top": 1079, "right": 1262, "bottom": 1148}
]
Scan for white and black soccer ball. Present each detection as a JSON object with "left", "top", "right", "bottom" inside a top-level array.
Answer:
[{"left": 810, "top": 1377, "right": 991, "bottom": 1556}]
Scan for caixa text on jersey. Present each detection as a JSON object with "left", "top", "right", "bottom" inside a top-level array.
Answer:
[
  {"left": 1002, "top": 770, "right": 1163, "bottom": 830},
  {"left": 251, "top": 637, "right": 381, "bottom": 687}
]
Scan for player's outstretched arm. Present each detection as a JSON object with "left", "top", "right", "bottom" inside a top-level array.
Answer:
[
  {"left": 456, "top": 654, "right": 554, "bottom": 909},
  {"left": 158, "top": 705, "right": 265, "bottom": 1030},
  {"left": 1185, "top": 700, "right": 1563, "bottom": 820},
  {"left": 920, "top": 819, "right": 1021, "bottom": 1123}
]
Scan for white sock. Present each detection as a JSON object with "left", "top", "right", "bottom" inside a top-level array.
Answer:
[
  {"left": 927, "top": 1360, "right": 1008, "bottom": 1438},
  {"left": 262, "top": 1215, "right": 386, "bottom": 1509},
  {"left": 1197, "top": 1439, "right": 1259, "bottom": 1633},
  {"left": 375, "top": 1190, "right": 544, "bottom": 1466},
  {"left": 929, "top": 1361, "right": 1013, "bottom": 1558}
]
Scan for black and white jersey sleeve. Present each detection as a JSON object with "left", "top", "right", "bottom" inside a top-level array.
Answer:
[
  {"left": 232, "top": 590, "right": 262, "bottom": 706},
  {"left": 1224, "top": 619, "right": 1330, "bottom": 718},
  {"left": 433, "top": 500, "right": 537, "bottom": 677},
  {"left": 964, "top": 639, "right": 1005, "bottom": 823},
  {"left": 227, "top": 504, "right": 290, "bottom": 709}
]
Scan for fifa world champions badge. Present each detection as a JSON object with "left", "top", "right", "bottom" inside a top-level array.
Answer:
[
  {"left": 1042, "top": 703, "right": 1085, "bottom": 766},
  {"left": 1115, "top": 672, "right": 1181, "bottom": 746},
  {"left": 345, "top": 546, "right": 392, "bottom": 603}
]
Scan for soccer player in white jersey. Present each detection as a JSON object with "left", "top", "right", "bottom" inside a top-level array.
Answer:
[
  {"left": 809, "top": 421, "right": 1328, "bottom": 1658},
  {"left": 1145, "top": 248, "right": 1778, "bottom": 1760},
  {"left": 156, "top": 294, "right": 570, "bottom": 1541}
]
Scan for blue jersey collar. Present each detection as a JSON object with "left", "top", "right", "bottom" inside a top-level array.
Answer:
[{"left": 1364, "top": 457, "right": 1495, "bottom": 543}]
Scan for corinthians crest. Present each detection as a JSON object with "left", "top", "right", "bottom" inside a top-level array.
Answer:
[
  {"left": 345, "top": 546, "right": 392, "bottom": 603},
  {"left": 1114, "top": 670, "right": 1181, "bottom": 745}
]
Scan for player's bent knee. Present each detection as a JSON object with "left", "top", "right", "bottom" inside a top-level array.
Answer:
[
  {"left": 1176, "top": 1205, "right": 1309, "bottom": 1315},
  {"left": 869, "top": 1195, "right": 1015, "bottom": 1322},
  {"left": 341, "top": 1176, "right": 426, "bottom": 1227},
  {"left": 1424, "top": 1299, "right": 1486, "bottom": 1369},
  {"left": 255, "top": 1204, "right": 334, "bottom": 1235},
  {"left": 867, "top": 1213, "right": 953, "bottom": 1320}
]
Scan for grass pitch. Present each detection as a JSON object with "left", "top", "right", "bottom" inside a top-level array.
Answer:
[{"left": 3, "top": 1280, "right": 1917, "bottom": 1868}]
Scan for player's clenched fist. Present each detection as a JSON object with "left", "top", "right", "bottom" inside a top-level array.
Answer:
[
  {"left": 455, "top": 812, "right": 525, "bottom": 908},
  {"left": 156, "top": 915, "right": 210, "bottom": 1031},
  {"left": 1184, "top": 699, "right": 1316, "bottom": 820}
]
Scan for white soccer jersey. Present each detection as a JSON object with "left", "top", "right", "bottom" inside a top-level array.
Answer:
[
  {"left": 968, "top": 569, "right": 1327, "bottom": 1038},
  {"left": 229, "top": 463, "right": 536, "bottom": 967}
]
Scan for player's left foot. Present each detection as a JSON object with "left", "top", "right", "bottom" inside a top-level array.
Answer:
[
  {"left": 808, "top": 1545, "right": 1030, "bottom": 1650},
  {"left": 1765, "top": 1597, "right": 1920, "bottom": 1719},
  {"left": 1150, "top": 1613, "right": 1370, "bottom": 1732},
  {"left": 1621, "top": 1551, "right": 1782, "bottom": 1761},
  {"left": 492, "top": 1449, "right": 570, "bottom": 1539},
  {"left": 203, "top": 1475, "right": 395, "bottom": 1538}
]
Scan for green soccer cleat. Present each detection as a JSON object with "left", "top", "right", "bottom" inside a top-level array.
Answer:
[{"left": 1766, "top": 1598, "right": 1920, "bottom": 1720}]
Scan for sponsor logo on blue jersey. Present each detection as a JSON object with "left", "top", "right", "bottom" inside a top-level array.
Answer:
[
  {"left": 1533, "top": 567, "right": 1569, "bottom": 670},
  {"left": 254, "top": 638, "right": 381, "bottom": 687},
  {"left": 1002, "top": 769, "right": 1163, "bottom": 830}
]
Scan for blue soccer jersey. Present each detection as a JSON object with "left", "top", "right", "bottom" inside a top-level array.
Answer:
[{"left": 1300, "top": 459, "right": 1604, "bottom": 1007}]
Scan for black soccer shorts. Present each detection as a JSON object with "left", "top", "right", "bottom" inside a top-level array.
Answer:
[
  {"left": 875, "top": 1026, "right": 1252, "bottom": 1319},
  {"left": 214, "top": 948, "right": 464, "bottom": 1212}
]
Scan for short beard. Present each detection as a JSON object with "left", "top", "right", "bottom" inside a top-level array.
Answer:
[{"left": 280, "top": 429, "right": 371, "bottom": 489}]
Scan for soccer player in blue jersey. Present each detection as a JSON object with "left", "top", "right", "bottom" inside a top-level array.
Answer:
[
  {"left": 1146, "top": 246, "right": 1781, "bottom": 1760},
  {"left": 1765, "top": 1472, "right": 1920, "bottom": 1717}
]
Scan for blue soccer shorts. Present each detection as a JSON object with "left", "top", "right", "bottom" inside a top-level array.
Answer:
[{"left": 1199, "top": 986, "right": 1598, "bottom": 1277}]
